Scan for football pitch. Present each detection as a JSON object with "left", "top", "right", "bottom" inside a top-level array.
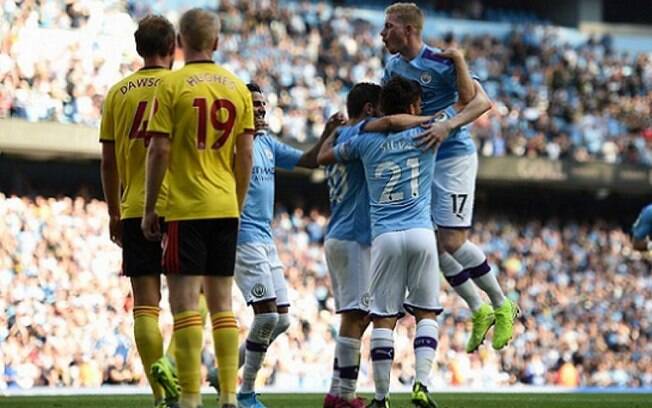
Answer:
[{"left": 1, "top": 393, "right": 651, "bottom": 408}]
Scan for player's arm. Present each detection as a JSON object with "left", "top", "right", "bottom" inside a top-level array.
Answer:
[
  {"left": 363, "top": 114, "right": 433, "bottom": 133},
  {"left": 142, "top": 82, "right": 173, "bottom": 240},
  {"left": 143, "top": 136, "right": 169, "bottom": 240},
  {"left": 415, "top": 81, "right": 492, "bottom": 150},
  {"left": 440, "top": 48, "right": 475, "bottom": 105},
  {"left": 234, "top": 131, "right": 254, "bottom": 213},
  {"left": 99, "top": 94, "right": 122, "bottom": 246},
  {"left": 318, "top": 133, "right": 360, "bottom": 166},
  {"left": 297, "top": 112, "right": 346, "bottom": 168}
]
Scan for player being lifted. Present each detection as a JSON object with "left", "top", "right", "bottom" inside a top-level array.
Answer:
[
  {"left": 322, "top": 83, "right": 382, "bottom": 408},
  {"left": 320, "top": 77, "right": 444, "bottom": 408},
  {"left": 142, "top": 9, "right": 254, "bottom": 408},
  {"left": 381, "top": 2, "right": 518, "bottom": 352},
  {"left": 100, "top": 15, "right": 179, "bottom": 408},
  {"left": 219, "top": 82, "right": 345, "bottom": 408}
]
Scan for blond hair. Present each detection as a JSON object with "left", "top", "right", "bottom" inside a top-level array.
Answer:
[
  {"left": 385, "top": 2, "right": 424, "bottom": 32},
  {"left": 179, "top": 8, "right": 221, "bottom": 52}
]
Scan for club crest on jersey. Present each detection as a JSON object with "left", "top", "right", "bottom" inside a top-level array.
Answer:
[
  {"left": 265, "top": 149, "right": 273, "bottom": 160},
  {"left": 251, "top": 283, "right": 267, "bottom": 298},
  {"left": 361, "top": 293, "right": 371, "bottom": 308},
  {"left": 420, "top": 71, "right": 432, "bottom": 84}
]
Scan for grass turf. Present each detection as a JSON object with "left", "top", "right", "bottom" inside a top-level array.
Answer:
[{"left": 0, "top": 393, "right": 651, "bottom": 408}]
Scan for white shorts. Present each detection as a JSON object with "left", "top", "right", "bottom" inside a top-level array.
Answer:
[
  {"left": 432, "top": 153, "right": 477, "bottom": 229},
  {"left": 325, "top": 239, "right": 371, "bottom": 313},
  {"left": 369, "top": 228, "right": 442, "bottom": 317},
  {"left": 234, "top": 243, "right": 289, "bottom": 307}
]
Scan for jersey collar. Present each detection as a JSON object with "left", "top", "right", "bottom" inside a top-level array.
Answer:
[
  {"left": 186, "top": 60, "right": 215, "bottom": 65},
  {"left": 139, "top": 66, "right": 166, "bottom": 71}
]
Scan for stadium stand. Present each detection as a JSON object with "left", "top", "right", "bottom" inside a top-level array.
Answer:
[
  {"left": 1, "top": 0, "right": 651, "bottom": 165},
  {"left": 1, "top": 195, "right": 650, "bottom": 390}
]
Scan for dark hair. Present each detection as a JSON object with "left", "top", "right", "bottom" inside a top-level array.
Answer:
[
  {"left": 380, "top": 76, "right": 422, "bottom": 115},
  {"left": 247, "top": 82, "right": 263, "bottom": 94},
  {"left": 134, "top": 15, "right": 175, "bottom": 58},
  {"left": 346, "top": 82, "right": 381, "bottom": 118}
]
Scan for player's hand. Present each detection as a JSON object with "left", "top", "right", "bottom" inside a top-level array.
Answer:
[
  {"left": 109, "top": 215, "right": 122, "bottom": 247},
  {"left": 438, "top": 48, "right": 465, "bottom": 62},
  {"left": 323, "top": 112, "right": 347, "bottom": 136},
  {"left": 141, "top": 211, "right": 161, "bottom": 241},
  {"left": 414, "top": 120, "right": 453, "bottom": 150}
]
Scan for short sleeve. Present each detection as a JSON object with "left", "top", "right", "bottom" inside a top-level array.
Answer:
[
  {"left": 632, "top": 206, "right": 652, "bottom": 240},
  {"left": 99, "top": 92, "right": 115, "bottom": 142},
  {"left": 333, "top": 137, "right": 360, "bottom": 163},
  {"left": 273, "top": 138, "right": 303, "bottom": 170},
  {"left": 146, "top": 77, "right": 174, "bottom": 139}
]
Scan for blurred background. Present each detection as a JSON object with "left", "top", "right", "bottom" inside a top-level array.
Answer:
[{"left": 0, "top": 0, "right": 651, "bottom": 394}]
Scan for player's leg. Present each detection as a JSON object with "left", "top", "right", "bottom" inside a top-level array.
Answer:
[
  {"left": 204, "top": 218, "right": 240, "bottom": 408},
  {"left": 122, "top": 218, "right": 170, "bottom": 407},
  {"left": 165, "top": 220, "right": 209, "bottom": 408},
  {"left": 368, "top": 232, "right": 405, "bottom": 407},
  {"left": 324, "top": 240, "right": 370, "bottom": 407},
  {"left": 434, "top": 154, "right": 501, "bottom": 352},
  {"left": 404, "top": 228, "right": 441, "bottom": 408},
  {"left": 167, "top": 274, "right": 203, "bottom": 408}
]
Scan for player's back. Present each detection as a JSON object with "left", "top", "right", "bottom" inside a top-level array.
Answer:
[
  {"left": 357, "top": 127, "right": 434, "bottom": 239},
  {"left": 100, "top": 67, "right": 168, "bottom": 219},
  {"left": 147, "top": 61, "right": 254, "bottom": 221},
  {"left": 326, "top": 122, "right": 371, "bottom": 246}
]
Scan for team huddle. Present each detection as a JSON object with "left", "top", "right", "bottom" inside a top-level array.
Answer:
[{"left": 100, "top": 4, "right": 519, "bottom": 408}]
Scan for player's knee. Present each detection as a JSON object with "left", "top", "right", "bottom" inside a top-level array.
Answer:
[
  {"left": 251, "top": 312, "right": 279, "bottom": 341},
  {"left": 274, "top": 312, "right": 291, "bottom": 335},
  {"left": 252, "top": 300, "right": 278, "bottom": 314},
  {"left": 439, "top": 229, "right": 467, "bottom": 254}
]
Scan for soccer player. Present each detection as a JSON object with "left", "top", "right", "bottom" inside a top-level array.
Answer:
[
  {"left": 381, "top": 2, "right": 518, "bottom": 352},
  {"left": 322, "top": 83, "right": 382, "bottom": 408},
  {"left": 100, "top": 15, "right": 179, "bottom": 408},
  {"left": 227, "top": 82, "right": 344, "bottom": 408},
  {"left": 142, "top": 9, "right": 254, "bottom": 408},
  {"left": 319, "top": 77, "right": 443, "bottom": 408},
  {"left": 632, "top": 204, "right": 652, "bottom": 251}
]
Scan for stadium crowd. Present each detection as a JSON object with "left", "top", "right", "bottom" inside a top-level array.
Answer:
[
  {"left": 1, "top": 1, "right": 652, "bottom": 165},
  {"left": 1, "top": 194, "right": 650, "bottom": 390}
]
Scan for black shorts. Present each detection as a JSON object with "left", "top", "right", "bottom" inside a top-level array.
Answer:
[
  {"left": 163, "top": 218, "right": 239, "bottom": 276},
  {"left": 122, "top": 218, "right": 163, "bottom": 277}
]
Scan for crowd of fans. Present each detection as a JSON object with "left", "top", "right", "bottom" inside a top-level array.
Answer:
[
  {"left": 1, "top": 1, "right": 651, "bottom": 165},
  {"left": 1, "top": 194, "right": 650, "bottom": 391}
]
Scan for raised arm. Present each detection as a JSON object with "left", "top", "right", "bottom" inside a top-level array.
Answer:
[{"left": 440, "top": 48, "right": 475, "bottom": 105}]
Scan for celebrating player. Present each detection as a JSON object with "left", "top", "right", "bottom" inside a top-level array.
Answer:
[
  {"left": 320, "top": 77, "right": 443, "bottom": 408},
  {"left": 99, "top": 15, "right": 179, "bottom": 408},
  {"left": 381, "top": 2, "right": 518, "bottom": 352},
  {"left": 322, "top": 83, "right": 382, "bottom": 408},
  {"left": 142, "top": 9, "right": 254, "bottom": 408},
  {"left": 226, "top": 82, "right": 344, "bottom": 408}
]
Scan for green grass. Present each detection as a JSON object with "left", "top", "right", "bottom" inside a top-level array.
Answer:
[{"left": 0, "top": 393, "right": 651, "bottom": 408}]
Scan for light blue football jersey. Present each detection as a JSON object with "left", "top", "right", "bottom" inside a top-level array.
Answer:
[
  {"left": 326, "top": 121, "right": 372, "bottom": 246},
  {"left": 632, "top": 204, "right": 652, "bottom": 241},
  {"left": 239, "top": 131, "right": 303, "bottom": 245},
  {"left": 334, "top": 127, "right": 435, "bottom": 240},
  {"left": 383, "top": 44, "right": 476, "bottom": 161}
]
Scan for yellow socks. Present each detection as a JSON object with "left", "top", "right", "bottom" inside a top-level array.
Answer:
[
  {"left": 212, "top": 311, "right": 239, "bottom": 404},
  {"left": 167, "top": 295, "right": 207, "bottom": 364},
  {"left": 173, "top": 310, "right": 203, "bottom": 406},
  {"left": 133, "top": 306, "right": 164, "bottom": 401}
]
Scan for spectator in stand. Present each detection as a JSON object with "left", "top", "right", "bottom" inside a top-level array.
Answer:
[
  {"left": 1, "top": 194, "right": 651, "bottom": 391},
  {"left": 1, "top": 1, "right": 651, "bottom": 165}
]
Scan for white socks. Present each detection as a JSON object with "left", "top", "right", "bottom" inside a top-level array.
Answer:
[
  {"left": 414, "top": 319, "right": 439, "bottom": 385},
  {"left": 440, "top": 251, "right": 483, "bottom": 311},
  {"left": 240, "top": 312, "right": 279, "bottom": 393},
  {"left": 336, "top": 336, "right": 362, "bottom": 400},
  {"left": 370, "top": 328, "right": 394, "bottom": 401},
  {"left": 453, "top": 241, "right": 505, "bottom": 308}
]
